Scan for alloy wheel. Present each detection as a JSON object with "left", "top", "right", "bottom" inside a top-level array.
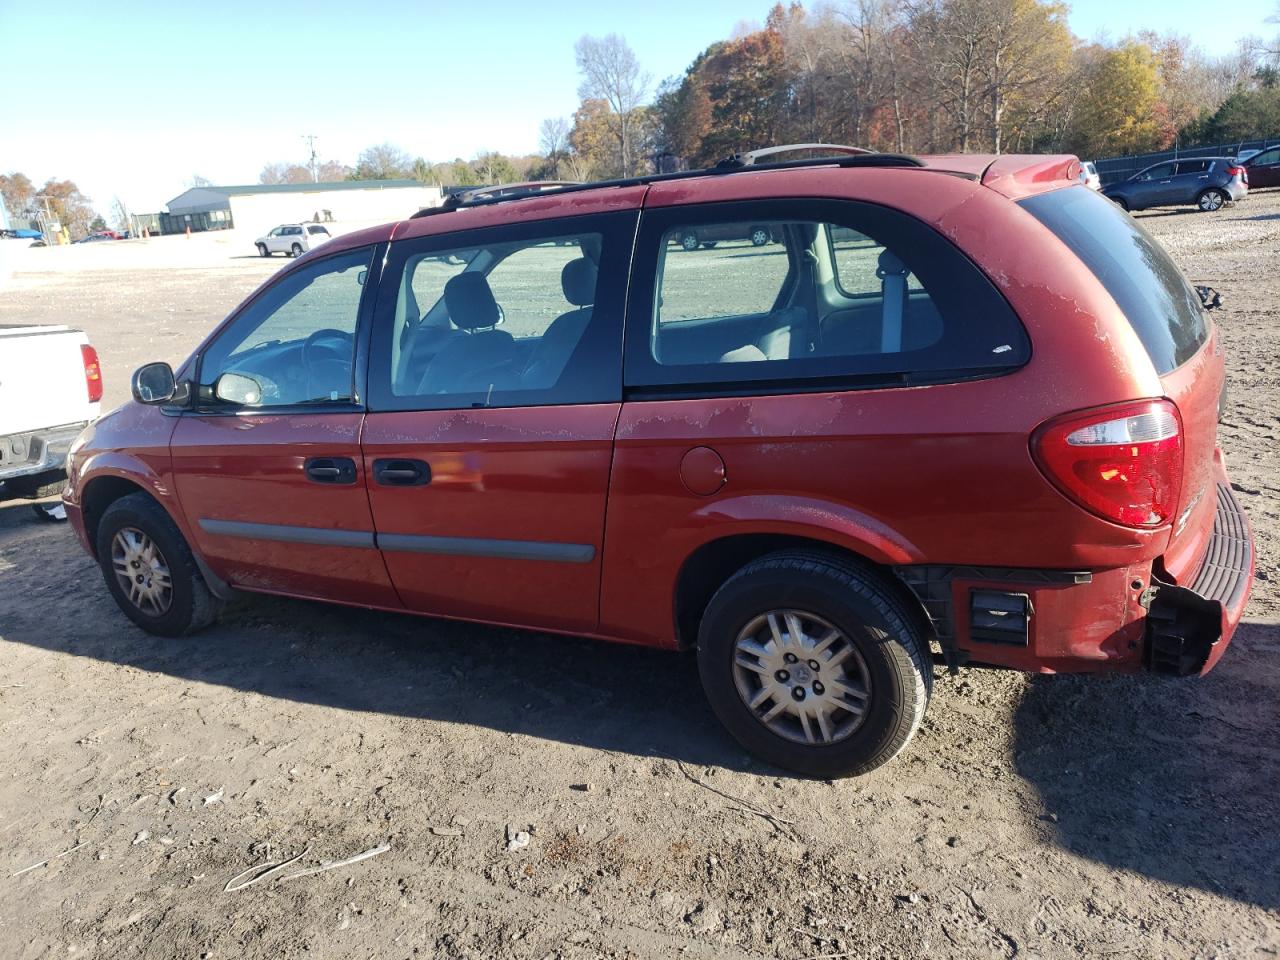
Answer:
[
  {"left": 111, "top": 526, "right": 173, "bottom": 616},
  {"left": 732, "top": 609, "right": 872, "bottom": 745}
]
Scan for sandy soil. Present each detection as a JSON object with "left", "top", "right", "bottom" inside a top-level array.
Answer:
[{"left": 0, "top": 198, "right": 1277, "bottom": 960}]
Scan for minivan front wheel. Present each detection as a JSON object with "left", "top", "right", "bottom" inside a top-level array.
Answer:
[
  {"left": 95, "top": 493, "right": 223, "bottom": 636},
  {"left": 697, "top": 552, "right": 932, "bottom": 777},
  {"left": 256, "top": 242, "right": 269, "bottom": 257},
  {"left": 1197, "top": 188, "right": 1227, "bottom": 212}
]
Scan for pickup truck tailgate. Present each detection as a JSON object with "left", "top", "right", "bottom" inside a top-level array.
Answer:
[{"left": 0, "top": 325, "right": 96, "bottom": 436}]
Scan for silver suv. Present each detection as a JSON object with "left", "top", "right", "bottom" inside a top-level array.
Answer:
[{"left": 255, "top": 223, "right": 331, "bottom": 258}]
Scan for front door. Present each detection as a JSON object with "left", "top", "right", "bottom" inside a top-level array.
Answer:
[
  {"left": 361, "top": 211, "right": 637, "bottom": 633},
  {"left": 169, "top": 243, "right": 400, "bottom": 608},
  {"left": 1247, "top": 146, "right": 1280, "bottom": 188}
]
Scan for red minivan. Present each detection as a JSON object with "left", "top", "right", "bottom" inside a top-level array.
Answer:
[{"left": 64, "top": 147, "right": 1254, "bottom": 777}]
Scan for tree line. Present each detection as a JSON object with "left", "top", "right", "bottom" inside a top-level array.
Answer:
[{"left": 262, "top": 1, "right": 1280, "bottom": 188}]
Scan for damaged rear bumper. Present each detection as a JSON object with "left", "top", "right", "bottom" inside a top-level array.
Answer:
[{"left": 1146, "top": 481, "right": 1254, "bottom": 676}]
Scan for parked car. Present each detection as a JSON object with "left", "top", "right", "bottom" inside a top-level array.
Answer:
[
  {"left": 1241, "top": 145, "right": 1280, "bottom": 189},
  {"left": 672, "top": 221, "right": 777, "bottom": 250},
  {"left": 1102, "top": 157, "right": 1247, "bottom": 212},
  {"left": 73, "top": 232, "right": 116, "bottom": 244},
  {"left": 1234, "top": 148, "right": 1261, "bottom": 163},
  {"left": 64, "top": 148, "right": 1253, "bottom": 778},
  {"left": 1, "top": 325, "right": 101, "bottom": 521},
  {"left": 1078, "top": 160, "right": 1101, "bottom": 191},
  {"left": 255, "top": 223, "right": 331, "bottom": 258}
]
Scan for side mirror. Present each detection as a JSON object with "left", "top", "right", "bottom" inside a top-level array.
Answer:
[
  {"left": 131, "top": 362, "right": 176, "bottom": 404},
  {"left": 215, "top": 371, "right": 264, "bottom": 405}
]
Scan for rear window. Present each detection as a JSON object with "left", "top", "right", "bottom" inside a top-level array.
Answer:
[
  {"left": 1020, "top": 187, "right": 1208, "bottom": 374},
  {"left": 307, "top": 225, "right": 330, "bottom": 236}
]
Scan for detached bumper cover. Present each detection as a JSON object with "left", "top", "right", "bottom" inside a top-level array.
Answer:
[{"left": 1147, "top": 482, "right": 1254, "bottom": 675}]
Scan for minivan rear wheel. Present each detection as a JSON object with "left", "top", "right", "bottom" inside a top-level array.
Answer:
[
  {"left": 96, "top": 493, "right": 223, "bottom": 637},
  {"left": 680, "top": 232, "right": 700, "bottom": 252},
  {"left": 290, "top": 243, "right": 303, "bottom": 257},
  {"left": 1197, "top": 188, "right": 1227, "bottom": 212},
  {"left": 696, "top": 552, "right": 932, "bottom": 777}
]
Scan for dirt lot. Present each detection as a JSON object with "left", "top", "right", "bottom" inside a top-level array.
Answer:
[{"left": 0, "top": 201, "right": 1277, "bottom": 960}]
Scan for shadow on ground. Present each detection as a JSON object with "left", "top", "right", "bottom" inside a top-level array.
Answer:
[
  {"left": 0, "top": 500, "right": 752, "bottom": 773},
  {"left": 1013, "top": 618, "right": 1280, "bottom": 910}
]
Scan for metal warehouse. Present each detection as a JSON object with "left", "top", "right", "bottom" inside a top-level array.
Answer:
[{"left": 160, "top": 180, "right": 443, "bottom": 238}]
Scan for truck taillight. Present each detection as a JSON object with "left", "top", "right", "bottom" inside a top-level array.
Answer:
[
  {"left": 81, "top": 344, "right": 103, "bottom": 403},
  {"left": 1032, "top": 400, "right": 1183, "bottom": 528}
]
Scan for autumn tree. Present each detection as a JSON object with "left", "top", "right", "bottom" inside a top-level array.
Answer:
[
  {"left": 260, "top": 162, "right": 314, "bottom": 184},
  {"left": 1067, "top": 42, "right": 1164, "bottom": 157},
  {"left": 38, "top": 178, "right": 96, "bottom": 238},
  {"left": 0, "top": 172, "right": 35, "bottom": 217},
  {"left": 568, "top": 97, "right": 617, "bottom": 179},
  {"left": 575, "top": 34, "right": 651, "bottom": 176}
]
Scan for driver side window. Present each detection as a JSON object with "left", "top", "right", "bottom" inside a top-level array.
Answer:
[{"left": 199, "top": 246, "right": 373, "bottom": 407}]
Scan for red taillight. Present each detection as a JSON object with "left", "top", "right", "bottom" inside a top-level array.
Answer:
[
  {"left": 81, "top": 344, "right": 103, "bottom": 403},
  {"left": 1228, "top": 164, "right": 1246, "bottom": 182},
  {"left": 1032, "top": 400, "right": 1183, "bottom": 528}
]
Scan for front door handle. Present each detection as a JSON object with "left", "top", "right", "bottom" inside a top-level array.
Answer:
[
  {"left": 373, "top": 458, "right": 431, "bottom": 486},
  {"left": 305, "top": 457, "right": 357, "bottom": 484}
]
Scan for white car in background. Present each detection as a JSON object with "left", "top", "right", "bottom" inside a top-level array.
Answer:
[
  {"left": 1079, "top": 161, "right": 1102, "bottom": 191},
  {"left": 254, "top": 223, "right": 331, "bottom": 258},
  {"left": 0, "top": 325, "right": 102, "bottom": 521}
]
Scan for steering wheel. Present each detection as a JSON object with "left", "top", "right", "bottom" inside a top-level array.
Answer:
[{"left": 301, "top": 328, "right": 354, "bottom": 400}]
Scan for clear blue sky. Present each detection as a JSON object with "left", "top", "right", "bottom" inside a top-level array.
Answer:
[{"left": 0, "top": 0, "right": 1274, "bottom": 215}]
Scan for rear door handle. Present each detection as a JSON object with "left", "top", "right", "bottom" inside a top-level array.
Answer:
[
  {"left": 373, "top": 458, "right": 431, "bottom": 486},
  {"left": 305, "top": 457, "right": 357, "bottom": 484}
]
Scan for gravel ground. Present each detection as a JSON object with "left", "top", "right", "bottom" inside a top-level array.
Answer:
[{"left": 0, "top": 195, "right": 1277, "bottom": 960}]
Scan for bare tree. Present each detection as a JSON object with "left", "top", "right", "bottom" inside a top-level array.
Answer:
[
  {"left": 110, "top": 195, "right": 131, "bottom": 233},
  {"left": 575, "top": 34, "right": 651, "bottom": 176},
  {"left": 539, "top": 116, "right": 572, "bottom": 177}
]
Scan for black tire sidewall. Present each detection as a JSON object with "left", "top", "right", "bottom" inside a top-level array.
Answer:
[
  {"left": 697, "top": 561, "right": 925, "bottom": 777},
  {"left": 95, "top": 496, "right": 200, "bottom": 637}
]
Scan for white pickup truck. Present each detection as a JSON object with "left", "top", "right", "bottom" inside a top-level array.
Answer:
[{"left": 0, "top": 325, "right": 102, "bottom": 521}]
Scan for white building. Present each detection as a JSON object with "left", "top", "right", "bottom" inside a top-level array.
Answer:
[{"left": 162, "top": 180, "right": 443, "bottom": 238}]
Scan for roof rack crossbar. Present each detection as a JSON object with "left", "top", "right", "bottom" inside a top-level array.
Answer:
[
  {"left": 409, "top": 152, "right": 926, "bottom": 218},
  {"left": 718, "top": 143, "right": 877, "bottom": 169}
]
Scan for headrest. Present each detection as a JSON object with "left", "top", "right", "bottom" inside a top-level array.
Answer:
[
  {"left": 561, "top": 258, "right": 598, "bottom": 307},
  {"left": 444, "top": 272, "right": 500, "bottom": 330}
]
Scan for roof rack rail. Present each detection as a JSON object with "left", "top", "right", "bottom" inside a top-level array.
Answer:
[
  {"left": 409, "top": 149, "right": 925, "bottom": 218},
  {"left": 717, "top": 143, "right": 876, "bottom": 169}
]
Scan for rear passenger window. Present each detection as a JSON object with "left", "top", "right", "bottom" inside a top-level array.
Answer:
[
  {"left": 1020, "top": 187, "right": 1207, "bottom": 374},
  {"left": 659, "top": 226, "right": 789, "bottom": 321},
  {"left": 629, "top": 200, "right": 1028, "bottom": 391},
  {"left": 1176, "top": 160, "right": 1211, "bottom": 175}
]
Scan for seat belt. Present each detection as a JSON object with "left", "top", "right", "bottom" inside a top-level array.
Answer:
[{"left": 876, "top": 249, "right": 908, "bottom": 354}]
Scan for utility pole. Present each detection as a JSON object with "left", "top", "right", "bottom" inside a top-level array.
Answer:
[{"left": 302, "top": 134, "right": 319, "bottom": 182}]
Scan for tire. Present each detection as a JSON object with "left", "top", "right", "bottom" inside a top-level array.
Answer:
[
  {"left": 290, "top": 243, "right": 303, "bottom": 257},
  {"left": 680, "top": 232, "right": 700, "bottom": 252},
  {"left": 95, "top": 492, "right": 223, "bottom": 637},
  {"left": 256, "top": 243, "right": 269, "bottom": 257},
  {"left": 696, "top": 551, "right": 932, "bottom": 778},
  {"left": 701, "top": 241, "right": 718, "bottom": 249},
  {"left": 31, "top": 502, "right": 67, "bottom": 522},
  {"left": 750, "top": 227, "right": 770, "bottom": 246},
  {"left": 1111, "top": 196, "right": 1129, "bottom": 211},
  {"left": 1197, "top": 188, "right": 1227, "bottom": 212}
]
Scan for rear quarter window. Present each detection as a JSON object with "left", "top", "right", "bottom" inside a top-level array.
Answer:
[{"left": 1019, "top": 187, "right": 1208, "bottom": 374}]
